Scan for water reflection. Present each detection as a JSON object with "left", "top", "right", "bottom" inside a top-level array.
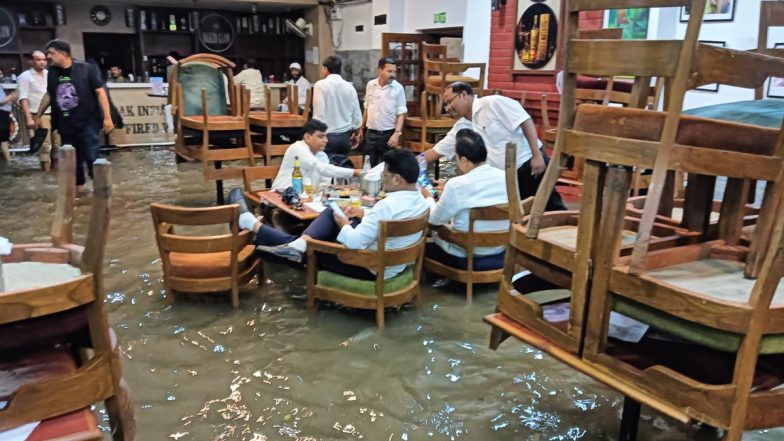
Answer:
[{"left": 0, "top": 150, "right": 781, "bottom": 440}]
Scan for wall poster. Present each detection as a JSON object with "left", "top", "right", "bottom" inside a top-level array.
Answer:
[
  {"left": 513, "top": 0, "right": 561, "bottom": 74},
  {"left": 606, "top": 8, "right": 649, "bottom": 39}
]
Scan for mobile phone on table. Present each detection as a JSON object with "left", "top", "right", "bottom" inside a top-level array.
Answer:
[{"left": 327, "top": 200, "right": 348, "bottom": 219}]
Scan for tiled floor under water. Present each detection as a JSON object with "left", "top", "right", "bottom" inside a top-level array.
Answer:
[{"left": 1, "top": 149, "right": 781, "bottom": 440}]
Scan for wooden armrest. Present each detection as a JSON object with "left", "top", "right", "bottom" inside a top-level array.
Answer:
[
  {"left": 304, "top": 238, "right": 346, "bottom": 255},
  {"left": 429, "top": 224, "right": 468, "bottom": 249},
  {"left": 521, "top": 197, "right": 535, "bottom": 216}
]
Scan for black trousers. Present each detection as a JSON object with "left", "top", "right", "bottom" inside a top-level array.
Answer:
[
  {"left": 364, "top": 128, "right": 395, "bottom": 167},
  {"left": 325, "top": 130, "right": 352, "bottom": 159},
  {"left": 516, "top": 148, "right": 567, "bottom": 212},
  {"left": 255, "top": 207, "right": 375, "bottom": 280},
  {"left": 61, "top": 125, "right": 101, "bottom": 186}
]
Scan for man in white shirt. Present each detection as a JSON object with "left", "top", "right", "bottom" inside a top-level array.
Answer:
[
  {"left": 279, "top": 62, "right": 310, "bottom": 114},
  {"left": 359, "top": 57, "right": 407, "bottom": 167},
  {"left": 231, "top": 149, "right": 428, "bottom": 279},
  {"left": 425, "top": 129, "right": 508, "bottom": 270},
  {"left": 312, "top": 56, "right": 362, "bottom": 159},
  {"left": 18, "top": 50, "right": 59, "bottom": 170},
  {"left": 234, "top": 58, "right": 265, "bottom": 110},
  {"left": 422, "top": 82, "right": 566, "bottom": 211},
  {"left": 272, "top": 118, "right": 361, "bottom": 191}
]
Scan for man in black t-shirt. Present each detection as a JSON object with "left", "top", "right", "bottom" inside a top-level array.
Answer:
[{"left": 34, "top": 39, "right": 114, "bottom": 190}]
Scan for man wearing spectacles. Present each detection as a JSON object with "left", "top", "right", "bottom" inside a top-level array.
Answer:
[{"left": 421, "top": 82, "right": 566, "bottom": 211}]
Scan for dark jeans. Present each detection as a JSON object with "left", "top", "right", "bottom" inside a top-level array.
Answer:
[
  {"left": 325, "top": 130, "right": 352, "bottom": 158},
  {"left": 255, "top": 207, "right": 375, "bottom": 280},
  {"left": 364, "top": 128, "right": 395, "bottom": 167},
  {"left": 425, "top": 242, "right": 505, "bottom": 271},
  {"left": 517, "top": 148, "right": 567, "bottom": 212},
  {"left": 61, "top": 125, "right": 100, "bottom": 186}
]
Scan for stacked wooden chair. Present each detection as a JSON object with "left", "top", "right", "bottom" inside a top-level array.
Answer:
[
  {"left": 0, "top": 147, "right": 134, "bottom": 439},
  {"left": 150, "top": 203, "right": 263, "bottom": 309},
  {"left": 249, "top": 84, "right": 312, "bottom": 165},
  {"left": 305, "top": 211, "right": 430, "bottom": 328},
  {"left": 242, "top": 164, "right": 282, "bottom": 211},
  {"left": 486, "top": 0, "right": 784, "bottom": 438},
  {"left": 170, "top": 53, "right": 255, "bottom": 204}
]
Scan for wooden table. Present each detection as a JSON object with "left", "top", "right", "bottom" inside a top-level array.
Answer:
[{"left": 257, "top": 190, "right": 321, "bottom": 221}]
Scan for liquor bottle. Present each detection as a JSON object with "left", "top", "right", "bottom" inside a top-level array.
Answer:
[
  {"left": 529, "top": 15, "right": 539, "bottom": 62},
  {"left": 292, "top": 156, "right": 303, "bottom": 194},
  {"left": 242, "top": 17, "right": 248, "bottom": 33},
  {"left": 140, "top": 10, "right": 147, "bottom": 30},
  {"left": 252, "top": 14, "right": 260, "bottom": 34},
  {"left": 169, "top": 14, "right": 177, "bottom": 31},
  {"left": 150, "top": 12, "right": 158, "bottom": 31},
  {"left": 180, "top": 14, "right": 188, "bottom": 31}
]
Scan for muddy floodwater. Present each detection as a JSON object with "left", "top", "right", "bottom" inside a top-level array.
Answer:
[{"left": 1, "top": 149, "right": 781, "bottom": 441}]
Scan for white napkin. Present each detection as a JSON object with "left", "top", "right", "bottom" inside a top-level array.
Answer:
[
  {"left": 0, "top": 421, "right": 40, "bottom": 441},
  {"left": 304, "top": 201, "right": 326, "bottom": 213},
  {"left": 0, "top": 237, "right": 12, "bottom": 255}
]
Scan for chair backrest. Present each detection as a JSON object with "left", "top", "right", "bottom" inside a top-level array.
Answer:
[
  {"left": 377, "top": 210, "right": 430, "bottom": 271},
  {"left": 422, "top": 42, "right": 449, "bottom": 61},
  {"left": 151, "top": 203, "right": 245, "bottom": 253},
  {"left": 243, "top": 164, "right": 282, "bottom": 193},
  {"left": 173, "top": 54, "right": 235, "bottom": 117},
  {"left": 756, "top": 0, "right": 784, "bottom": 99},
  {"left": 0, "top": 159, "right": 120, "bottom": 432},
  {"left": 435, "top": 205, "right": 510, "bottom": 252}
]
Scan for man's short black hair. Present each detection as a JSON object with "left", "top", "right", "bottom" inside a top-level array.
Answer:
[
  {"left": 245, "top": 58, "right": 260, "bottom": 70},
  {"left": 303, "top": 118, "right": 328, "bottom": 135},
  {"left": 46, "top": 39, "right": 71, "bottom": 56},
  {"left": 383, "top": 149, "right": 419, "bottom": 184},
  {"left": 322, "top": 56, "right": 342, "bottom": 75},
  {"left": 447, "top": 82, "right": 474, "bottom": 97},
  {"left": 455, "top": 129, "right": 487, "bottom": 164},
  {"left": 377, "top": 57, "right": 397, "bottom": 69}
]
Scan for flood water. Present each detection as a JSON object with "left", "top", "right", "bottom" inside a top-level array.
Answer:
[{"left": 1, "top": 149, "right": 782, "bottom": 441}]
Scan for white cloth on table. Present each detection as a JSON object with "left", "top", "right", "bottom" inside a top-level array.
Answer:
[
  {"left": 426, "top": 163, "right": 509, "bottom": 257},
  {"left": 312, "top": 74, "right": 362, "bottom": 134},
  {"left": 433, "top": 95, "right": 542, "bottom": 170},
  {"left": 337, "top": 190, "right": 428, "bottom": 279}
]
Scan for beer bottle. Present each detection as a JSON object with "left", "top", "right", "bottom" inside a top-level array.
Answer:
[{"left": 292, "top": 156, "right": 303, "bottom": 194}]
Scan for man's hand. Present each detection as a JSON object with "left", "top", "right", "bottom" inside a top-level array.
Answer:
[
  {"left": 350, "top": 131, "right": 361, "bottom": 150},
  {"left": 353, "top": 169, "right": 363, "bottom": 177},
  {"left": 388, "top": 132, "right": 401, "bottom": 148},
  {"left": 530, "top": 154, "right": 546, "bottom": 177},
  {"left": 420, "top": 185, "right": 433, "bottom": 199},
  {"left": 356, "top": 128, "right": 364, "bottom": 144},
  {"left": 103, "top": 117, "right": 115, "bottom": 134},
  {"left": 33, "top": 115, "right": 42, "bottom": 130},
  {"left": 333, "top": 213, "right": 350, "bottom": 228},
  {"left": 26, "top": 115, "right": 36, "bottom": 129},
  {"left": 344, "top": 206, "right": 365, "bottom": 219}
]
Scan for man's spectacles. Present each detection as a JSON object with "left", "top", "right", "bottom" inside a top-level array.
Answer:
[{"left": 443, "top": 93, "right": 460, "bottom": 108}]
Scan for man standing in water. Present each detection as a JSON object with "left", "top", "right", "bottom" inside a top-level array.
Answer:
[
  {"left": 35, "top": 39, "right": 114, "bottom": 191},
  {"left": 18, "top": 50, "right": 60, "bottom": 171}
]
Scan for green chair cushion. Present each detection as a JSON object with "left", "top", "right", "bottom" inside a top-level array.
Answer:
[
  {"left": 178, "top": 62, "right": 228, "bottom": 117},
  {"left": 613, "top": 297, "right": 784, "bottom": 354},
  {"left": 317, "top": 267, "right": 414, "bottom": 296}
]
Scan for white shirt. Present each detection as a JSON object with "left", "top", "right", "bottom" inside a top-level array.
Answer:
[
  {"left": 272, "top": 140, "right": 355, "bottom": 191},
  {"left": 433, "top": 95, "right": 542, "bottom": 170},
  {"left": 364, "top": 78, "right": 407, "bottom": 131},
  {"left": 313, "top": 74, "right": 362, "bottom": 134},
  {"left": 426, "top": 164, "right": 509, "bottom": 257},
  {"left": 337, "top": 190, "right": 429, "bottom": 279},
  {"left": 288, "top": 76, "right": 311, "bottom": 108},
  {"left": 17, "top": 68, "right": 48, "bottom": 113},
  {"left": 234, "top": 68, "right": 265, "bottom": 109}
]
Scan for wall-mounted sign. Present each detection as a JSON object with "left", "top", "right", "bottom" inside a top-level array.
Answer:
[
  {"left": 433, "top": 12, "right": 447, "bottom": 24},
  {"left": 513, "top": 0, "right": 560, "bottom": 74},
  {"left": 199, "top": 13, "right": 234, "bottom": 53},
  {"left": 90, "top": 5, "right": 112, "bottom": 27},
  {"left": 0, "top": 7, "right": 17, "bottom": 49}
]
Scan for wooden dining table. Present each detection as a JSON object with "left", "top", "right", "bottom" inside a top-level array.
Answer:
[{"left": 256, "top": 190, "right": 322, "bottom": 221}]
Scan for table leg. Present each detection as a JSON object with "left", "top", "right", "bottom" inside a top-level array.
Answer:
[
  {"left": 215, "top": 160, "right": 224, "bottom": 205},
  {"left": 619, "top": 396, "right": 641, "bottom": 441}
]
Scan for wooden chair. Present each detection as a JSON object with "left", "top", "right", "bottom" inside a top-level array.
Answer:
[
  {"left": 424, "top": 204, "right": 509, "bottom": 303},
  {"left": 249, "top": 85, "right": 312, "bottom": 165},
  {"left": 150, "top": 203, "right": 262, "bottom": 308},
  {"left": 242, "top": 164, "right": 282, "bottom": 210},
  {"left": 402, "top": 91, "right": 457, "bottom": 153},
  {"left": 305, "top": 211, "right": 430, "bottom": 328},
  {"left": 0, "top": 154, "right": 134, "bottom": 440},
  {"left": 170, "top": 54, "right": 255, "bottom": 204},
  {"left": 422, "top": 42, "right": 486, "bottom": 98}
]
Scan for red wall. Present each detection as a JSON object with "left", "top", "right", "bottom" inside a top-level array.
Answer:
[{"left": 488, "top": 3, "right": 603, "bottom": 129}]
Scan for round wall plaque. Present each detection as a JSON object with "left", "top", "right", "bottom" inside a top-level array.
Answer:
[{"left": 199, "top": 13, "right": 235, "bottom": 53}]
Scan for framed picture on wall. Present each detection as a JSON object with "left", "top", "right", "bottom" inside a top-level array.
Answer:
[
  {"left": 513, "top": 0, "right": 562, "bottom": 74},
  {"left": 695, "top": 41, "right": 725, "bottom": 92},
  {"left": 680, "top": 0, "right": 736, "bottom": 22},
  {"left": 606, "top": 8, "right": 650, "bottom": 39},
  {"left": 767, "top": 43, "right": 784, "bottom": 98}
]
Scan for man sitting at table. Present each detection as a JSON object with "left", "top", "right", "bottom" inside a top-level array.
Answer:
[
  {"left": 228, "top": 149, "right": 429, "bottom": 279},
  {"left": 424, "top": 128, "right": 508, "bottom": 270},
  {"left": 272, "top": 118, "right": 361, "bottom": 191}
]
